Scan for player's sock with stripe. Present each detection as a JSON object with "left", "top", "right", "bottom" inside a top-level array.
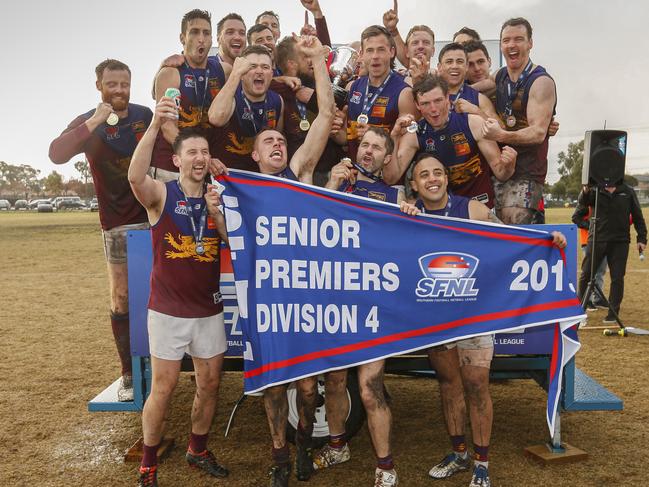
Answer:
[
  {"left": 451, "top": 435, "right": 468, "bottom": 458},
  {"left": 329, "top": 432, "right": 347, "bottom": 449},
  {"left": 188, "top": 432, "right": 209, "bottom": 454},
  {"left": 377, "top": 454, "right": 394, "bottom": 470},
  {"left": 474, "top": 444, "right": 489, "bottom": 468}
]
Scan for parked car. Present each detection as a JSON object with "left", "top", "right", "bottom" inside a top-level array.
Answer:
[
  {"left": 0, "top": 199, "right": 10, "bottom": 210},
  {"left": 37, "top": 202, "right": 54, "bottom": 213},
  {"left": 55, "top": 196, "right": 86, "bottom": 210},
  {"left": 89, "top": 198, "right": 99, "bottom": 212},
  {"left": 14, "top": 199, "right": 28, "bottom": 210},
  {"left": 28, "top": 199, "right": 51, "bottom": 210}
]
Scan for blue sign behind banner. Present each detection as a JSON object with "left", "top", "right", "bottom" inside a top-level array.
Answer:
[{"left": 218, "top": 171, "right": 585, "bottom": 411}]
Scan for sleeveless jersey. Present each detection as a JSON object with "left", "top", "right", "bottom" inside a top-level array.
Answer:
[
  {"left": 76, "top": 103, "right": 151, "bottom": 229},
  {"left": 346, "top": 71, "right": 408, "bottom": 158},
  {"left": 450, "top": 83, "right": 480, "bottom": 111},
  {"left": 416, "top": 192, "right": 470, "bottom": 219},
  {"left": 339, "top": 179, "right": 399, "bottom": 203},
  {"left": 416, "top": 111, "right": 495, "bottom": 208},
  {"left": 273, "top": 165, "right": 298, "bottom": 181},
  {"left": 151, "top": 57, "right": 226, "bottom": 172},
  {"left": 495, "top": 64, "right": 556, "bottom": 183},
  {"left": 209, "top": 85, "right": 282, "bottom": 172},
  {"left": 149, "top": 181, "right": 223, "bottom": 318}
]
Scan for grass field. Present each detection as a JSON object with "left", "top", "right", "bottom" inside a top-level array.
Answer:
[{"left": 1, "top": 209, "right": 648, "bottom": 486}]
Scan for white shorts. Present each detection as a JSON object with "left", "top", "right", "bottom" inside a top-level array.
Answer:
[
  {"left": 432, "top": 335, "right": 494, "bottom": 368},
  {"left": 147, "top": 310, "right": 227, "bottom": 360}
]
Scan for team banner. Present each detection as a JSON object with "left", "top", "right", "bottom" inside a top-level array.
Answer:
[{"left": 218, "top": 170, "right": 584, "bottom": 433}]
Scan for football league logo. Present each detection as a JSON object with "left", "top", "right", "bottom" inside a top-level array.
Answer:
[
  {"left": 416, "top": 252, "right": 479, "bottom": 299},
  {"left": 184, "top": 74, "right": 196, "bottom": 88},
  {"left": 350, "top": 91, "right": 362, "bottom": 104}
]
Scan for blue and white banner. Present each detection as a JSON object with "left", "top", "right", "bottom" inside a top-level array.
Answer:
[{"left": 219, "top": 170, "right": 584, "bottom": 433}]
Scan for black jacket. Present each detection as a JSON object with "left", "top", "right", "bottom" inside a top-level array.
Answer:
[{"left": 579, "top": 184, "right": 647, "bottom": 244}]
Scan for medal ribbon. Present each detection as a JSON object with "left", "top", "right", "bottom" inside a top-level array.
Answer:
[
  {"left": 177, "top": 181, "right": 208, "bottom": 251},
  {"left": 505, "top": 59, "right": 533, "bottom": 116},
  {"left": 449, "top": 84, "right": 465, "bottom": 110},
  {"left": 352, "top": 161, "right": 382, "bottom": 182},
  {"left": 360, "top": 71, "right": 393, "bottom": 118},
  {"left": 296, "top": 100, "right": 308, "bottom": 123},
  {"left": 239, "top": 87, "right": 268, "bottom": 135}
]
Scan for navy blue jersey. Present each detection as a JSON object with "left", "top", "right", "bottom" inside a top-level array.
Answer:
[
  {"left": 450, "top": 83, "right": 480, "bottom": 111},
  {"left": 339, "top": 179, "right": 399, "bottom": 203},
  {"left": 495, "top": 65, "right": 555, "bottom": 183},
  {"left": 274, "top": 165, "right": 298, "bottom": 181},
  {"left": 346, "top": 71, "right": 408, "bottom": 158},
  {"left": 209, "top": 85, "right": 282, "bottom": 172},
  {"left": 415, "top": 111, "right": 494, "bottom": 207},
  {"left": 416, "top": 192, "right": 470, "bottom": 219}
]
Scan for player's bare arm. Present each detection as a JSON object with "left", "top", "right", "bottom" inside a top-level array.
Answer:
[
  {"left": 482, "top": 75, "right": 556, "bottom": 145},
  {"left": 289, "top": 35, "right": 335, "bottom": 182},
  {"left": 383, "top": 0, "right": 407, "bottom": 68},
  {"left": 469, "top": 114, "right": 516, "bottom": 181},
  {"left": 128, "top": 99, "right": 177, "bottom": 221},
  {"left": 208, "top": 56, "right": 253, "bottom": 127},
  {"left": 383, "top": 114, "right": 417, "bottom": 184},
  {"left": 154, "top": 67, "right": 181, "bottom": 145}
]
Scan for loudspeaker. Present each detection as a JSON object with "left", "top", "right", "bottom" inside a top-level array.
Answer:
[{"left": 582, "top": 130, "right": 627, "bottom": 186}]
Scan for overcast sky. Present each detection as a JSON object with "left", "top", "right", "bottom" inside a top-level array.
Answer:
[{"left": 1, "top": 0, "right": 648, "bottom": 183}]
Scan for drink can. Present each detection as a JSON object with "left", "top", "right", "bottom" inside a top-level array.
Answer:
[{"left": 164, "top": 88, "right": 181, "bottom": 108}]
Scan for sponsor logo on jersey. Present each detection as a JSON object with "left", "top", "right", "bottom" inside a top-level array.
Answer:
[
  {"left": 451, "top": 132, "right": 471, "bottom": 156},
  {"left": 105, "top": 126, "right": 120, "bottom": 141},
  {"left": 184, "top": 74, "right": 195, "bottom": 88},
  {"left": 375, "top": 96, "right": 389, "bottom": 107},
  {"left": 350, "top": 91, "right": 362, "bottom": 104}
]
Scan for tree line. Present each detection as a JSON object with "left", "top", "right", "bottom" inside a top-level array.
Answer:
[
  {"left": 545, "top": 139, "right": 641, "bottom": 202},
  {"left": 0, "top": 160, "right": 94, "bottom": 200}
]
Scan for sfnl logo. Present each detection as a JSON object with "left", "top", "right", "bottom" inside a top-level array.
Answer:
[{"left": 415, "top": 252, "right": 479, "bottom": 299}]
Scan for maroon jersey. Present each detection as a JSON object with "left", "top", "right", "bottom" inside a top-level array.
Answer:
[
  {"left": 48, "top": 103, "right": 151, "bottom": 230},
  {"left": 151, "top": 58, "right": 227, "bottom": 172},
  {"left": 209, "top": 86, "right": 282, "bottom": 172},
  {"left": 494, "top": 65, "right": 556, "bottom": 183},
  {"left": 416, "top": 111, "right": 495, "bottom": 208},
  {"left": 149, "top": 181, "right": 223, "bottom": 318}
]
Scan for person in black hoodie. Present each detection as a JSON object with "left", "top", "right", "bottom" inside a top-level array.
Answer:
[{"left": 577, "top": 183, "right": 647, "bottom": 323}]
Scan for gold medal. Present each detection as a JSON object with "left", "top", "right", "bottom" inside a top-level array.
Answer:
[
  {"left": 506, "top": 115, "right": 516, "bottom": 128},
  {"left": 299, "top": 119, "right": 311, "bottom": 131},
  {"left": 106, "top": 113, "right": 119, "bottom": 126},
  {"left": 357, "top": 114, "right": 369, "bottom": 125}
]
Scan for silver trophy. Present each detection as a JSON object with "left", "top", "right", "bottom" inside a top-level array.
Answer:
[{"left": 329, "top": 46, "right": 359, "bottom": 108}]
